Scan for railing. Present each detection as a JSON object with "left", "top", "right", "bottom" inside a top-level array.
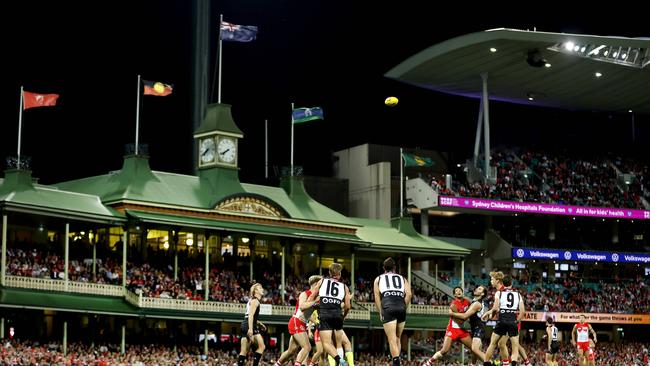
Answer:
[
  {"left": 348, "top": 309, "right": 371, "bottom": 320},
  {"left": 271, "top": 305, "right": 294, "bottom": 316},
  {"left": 5, "top": 276, "right": 66, "bottom": 292},
  {"left": 4, "top": 276, "right": 123, "bottom": 297},
  {"left": 412, "top": 270, "right": 454, "bottom": 297},
  {"left": 359, "top": 302, "right": 447, "bottom": 316},
  {"left": 67, "top": 281, "right": 124, "bottom": 297},
  {"left": 132, "top": 293, "right": 370, "bottom": 320},
  {"left": 3, "top": 277, "right": 421, "bottom": 319},
  {"left": 138, "top": 294, "right": 247, "bottom": 313},
  {"left": 408, "top": 304, "right": 448, "bottom": 315},
  {"left": 124, "top": 289, "right": 140, "bottom": 307}
]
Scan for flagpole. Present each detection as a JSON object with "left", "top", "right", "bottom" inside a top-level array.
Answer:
[
  {"left": 290, "top": 103, "right": 295, "bottom": 176},
  {"left": 265, "top": 119, "right": 269, "bottom": 179},
  {"left": 217, "top": 14, "right": 223, "bottom": 103},
  {"left": 135, "top": 75, "right": 141, "bottom": 155},
  {"left": 17, "top": 87, "right": 24, "bottom": 168},
  {"left": 400, "top": 148, "right": 404, "bottom": 217}
]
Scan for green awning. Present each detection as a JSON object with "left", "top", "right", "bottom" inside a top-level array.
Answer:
[
  {"left": 352, "top": 217, "right": 470, "bottom": 256},
  {"left": 0, "top": 170, "right": 125, "bottom": 223},
  {"left": 127, "top": 210, "right": 367, "bottom": 245}
]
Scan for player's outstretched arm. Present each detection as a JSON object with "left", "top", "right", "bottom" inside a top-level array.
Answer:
[{"left": 450, "top": 301, "right": 480, "bottom": 320}]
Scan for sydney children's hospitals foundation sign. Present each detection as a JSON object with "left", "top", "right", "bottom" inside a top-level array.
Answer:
[{"left": 438, "top": 196, "right": 650, "bottom": 220}]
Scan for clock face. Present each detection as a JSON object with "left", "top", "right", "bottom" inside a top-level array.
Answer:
[
  {"left": 199, "top": 137, "right": 216, "bottom": 165},
  {"left": 217, "top": 137, "right": 237, "bottom": 164}
]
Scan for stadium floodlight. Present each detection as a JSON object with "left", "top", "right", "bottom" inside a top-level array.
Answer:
[{"left": 548, "top": 42, "right": 649, "bottom": 68}]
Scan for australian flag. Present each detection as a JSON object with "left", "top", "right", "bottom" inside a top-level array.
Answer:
[{"left": 220, "top": 21, "right": 258, "bottom": 42}]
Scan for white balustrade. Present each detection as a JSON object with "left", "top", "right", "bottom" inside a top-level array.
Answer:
[
  {"left": 67, "top": 281, "right": 124, "bottom": 297},
  {"left": 5, "top": 276, "right": 444, "bottom": 319},
  {"left": 124, "top": 289, "right": 141, "bottom": 307},
  {"left": 347, "top": 309, "right": 370, "bottom": 320},
  {"left": 137, "top": 295, "right": 247, "bottom": 314},
  {"left": 271, "top": 305, "right": 294, "bottom": 316},
  {"left": 5, "top": 275, "right": 122, "bottom": 297}
]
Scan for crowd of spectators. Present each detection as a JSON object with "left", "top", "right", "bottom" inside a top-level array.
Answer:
[
  {"left": 2, "top": 339, "right": 649, "bottom": 365},
  {"left": 518, "top": 341, "right": 650, "bottom": 366},
  {"left": 4, "top": 244, "right": 301, "bottom": 305},
  {"left": 5, "top": 243, "right": 452, "bottom": 307},
  {"left": 0, "top": 340, "right": 275, "bottom": 366},
  {"left": 7, "top": 242, "right": 650, "bottom": 314},
  {"left": 430, "top": 148, "right": 648, "bottom": 209},
  {"left": 517, "top": 276, "right": 650, "bottom": 314}
]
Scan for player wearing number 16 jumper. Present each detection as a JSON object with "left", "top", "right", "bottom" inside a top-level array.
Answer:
[
  {"left": 374, "top": 257, "right": 412, "bottom": 366},
  {"left": 309, "top": 263, "right": 351, "bottom": 366}
]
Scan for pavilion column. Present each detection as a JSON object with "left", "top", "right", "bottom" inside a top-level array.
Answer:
[
  {"left": 205, "top": 233, "right": 210, "bottom": 301},
  {"left": 122, "top": 230, "right": 128, "bottom": 288},
  {"left": 1, "top": 214, "right": 7, "bottom": 286},
  {"left": 281, "top": 243, "right": 286, "bottom": 302},
  {"left": 407, "top": 338, "right": 411, "bottom": 361},
  {"left": 170, "top": 230, "right": 178, "bottom": 281},
  {"left": 204, "top": 328, "right": 209, "bottom": 356},
  {"left": 63, "top": 321, "right": 68, "bottom": 356},
  {"left": 121, "top": 323, "right": 126, "bottom": 354},
  {"left": 281, "top": 332, "right": 285, "bottom": 352},
  {"left": 92, "top": 241, "right": 97, "bottom": 280},
  {"left": 64, "top": 223, "right": 69, "bottom": 292},
  {"left": 249, "top": 239, "right": 254, "bottom": 282},
  {"left": 350, "top": 251, "right": 355, "bottom": 295}
]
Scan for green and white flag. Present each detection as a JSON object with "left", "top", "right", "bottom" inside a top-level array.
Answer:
[
  {"left": 292, "top": 107, "right": 324, "bottom": 124},
  {"left": 402, "top": 152, "right": 433, "bottom": 167}
]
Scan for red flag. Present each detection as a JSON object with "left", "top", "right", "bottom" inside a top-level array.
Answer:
[
  {"left": 23, "top": 91, "right": 59, "bottom": 110},
  {"left": 143, "top": 80, "right": 173, "bottom": 96}
]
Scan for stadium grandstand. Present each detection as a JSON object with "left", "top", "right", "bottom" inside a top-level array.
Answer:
[{"left": 2, "top": 27, "right": 650, "bottom": 366}]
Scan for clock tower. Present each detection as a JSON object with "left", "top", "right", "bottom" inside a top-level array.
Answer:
[{"left": 194, "top": 103, "right": 245, "bottom": 201}]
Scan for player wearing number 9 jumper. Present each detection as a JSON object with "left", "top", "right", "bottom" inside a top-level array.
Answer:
[
  {"left": 309, "top": 263, "right": 351, "bottom": 366},
  {"left": 373, "top": 257, "right": 412, "bottom": 366},
  {"left": 481, "top": 273, "right": 525, "bottom": 366}
]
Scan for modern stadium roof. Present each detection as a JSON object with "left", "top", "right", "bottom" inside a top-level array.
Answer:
[{"left": 386, "top": 28, "right": 650, "bottom": 114}]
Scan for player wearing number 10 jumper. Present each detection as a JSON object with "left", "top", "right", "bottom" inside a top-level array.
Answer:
[{"left": 374, "top": 257, "right": 412, "bottom": 366}]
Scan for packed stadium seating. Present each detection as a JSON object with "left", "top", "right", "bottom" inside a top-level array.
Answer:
[{"left": 432, "top": 148, "right": 648, "bottom": 210}]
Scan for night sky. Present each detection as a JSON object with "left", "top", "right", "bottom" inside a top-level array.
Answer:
[{"left": 3, "top": 2, "right": 649, "bottom": 185}]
